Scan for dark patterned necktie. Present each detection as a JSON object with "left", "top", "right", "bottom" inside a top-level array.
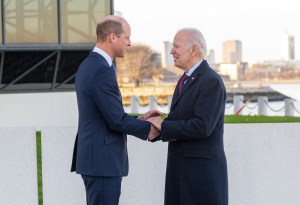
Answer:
[
  {"left": 111, "top": 62, "right": 116, "bottom": 71},
  {"left": 111, "top": 62, "right": 116, "bottom": 77},
  {"left": 178, "top": 74, "right": 189, "bottom": 95}
]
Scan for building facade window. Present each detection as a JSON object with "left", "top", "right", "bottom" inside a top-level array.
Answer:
[
  {"left": 0, "top": 2, "right": 2, "bottom": 44},
  {"left": 3, "top": 51, "right": 56, "bottom": 83},
  {"left": 0, "top": 0, "right": 112, "bottom": 92},
  {"left": 61, "top": 0, "right": 111, "bottom": 43},
  {"left": 5, "top": 0, "right": 58, "bottom": 43}
]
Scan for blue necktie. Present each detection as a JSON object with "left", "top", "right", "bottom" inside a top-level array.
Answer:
[
  {"left": 111, "top": 62, "right": 116, "bottom": 71},
  {"left": 111, "top": 62, "right": 117, "bottom": 77}
]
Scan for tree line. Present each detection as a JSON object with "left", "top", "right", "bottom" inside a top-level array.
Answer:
[{"left": 115, "top": 44, "right": 163, "bottom": 87}]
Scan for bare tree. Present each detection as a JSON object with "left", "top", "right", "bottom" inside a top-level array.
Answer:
[{"left": 116, "top": 44, "right": 161, "bottom": 86}]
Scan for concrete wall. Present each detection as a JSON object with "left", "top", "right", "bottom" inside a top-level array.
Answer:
[
  {"left": 0, "top": 92, "right": 172, "bottom": 128},
  {"left": 225, "top": 123, "right": 300, "bottom": 205},
  {"left": 0, "top": 128, "right": 38, "bottom": 205},
  {"left": 1, "top": 123, "right": 300, "bottom": 205},
  {"left": 0, "top": 92, "right": 78, "bottom": 127},
  {"left": 1, "top": 92, "right": 299, "bottom": 129}
]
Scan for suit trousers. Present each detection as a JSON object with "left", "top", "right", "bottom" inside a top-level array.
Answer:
[{"left": 81, "top": 175, "right": 122, "bottom": 205}]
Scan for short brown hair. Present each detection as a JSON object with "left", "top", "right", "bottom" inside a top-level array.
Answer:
[{"left": 96, "top": 20, "right": 123, "bottom": 41}]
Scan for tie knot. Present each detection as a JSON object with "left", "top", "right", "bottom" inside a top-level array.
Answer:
[
  {"left": 182, "top": 74, "right": 189, "bottom": 81},
  {"left": 180, "top": 74, "right": 189, "bottom": 84}
]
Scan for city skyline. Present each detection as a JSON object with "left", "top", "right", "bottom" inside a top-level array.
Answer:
[{"left": 114, "top": 0, "right": 300, "bottom": 63}]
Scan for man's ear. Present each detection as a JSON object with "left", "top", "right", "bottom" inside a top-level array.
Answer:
[
  {"left": 108, "top": 33, "right": 117, "bottom": 43},
  {"left": 191, "top": 45, "right": 198, "bottom": 56}
]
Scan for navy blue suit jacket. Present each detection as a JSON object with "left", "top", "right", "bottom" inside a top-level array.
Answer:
[
  {"left": 71, "top": 52, "right": 151, "bottom": 177},
  {"left": 161, "top": 60, "right": 228, "bottom": 205}
]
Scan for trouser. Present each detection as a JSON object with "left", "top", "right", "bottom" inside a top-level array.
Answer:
[{"left": 81, "top": 175, "right": 122, "bottom": 205}]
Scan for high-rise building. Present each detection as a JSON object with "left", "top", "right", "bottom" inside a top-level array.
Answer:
[
  {"left": 0, "top": 0, "right": 113, "bottom": 93},
  {"left": 161, "top": 41, "right": 173, "bottom": 67},
  {"left": 222, "top": 40, "right": 242, "bottom": 64},
  {"left": 206, "top": 49, "right": 215, "bottom": 65},
  {"left": 281, "top": 34, "right": 295, "bottom": 60}
]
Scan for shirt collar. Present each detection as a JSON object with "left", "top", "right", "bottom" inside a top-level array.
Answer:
[
  {"left": 185, "top": 59, "right": 203, "bottom": 77},
  {"left": 92, "top": 47, "right": 113, "bottom": 67}
]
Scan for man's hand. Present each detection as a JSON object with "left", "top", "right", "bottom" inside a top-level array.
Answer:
[
  {"left": 147, "top": 117, "right": 163, "bottom": 131},
  {"left": 138, "top": 110, "right": 165, "bottom": 121},
  {"left": 148, "top": 124, "right": 160, "bottom": 140}
]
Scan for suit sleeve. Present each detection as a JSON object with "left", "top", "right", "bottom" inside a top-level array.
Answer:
[
  {"left": 91, "top": 68, "right": 151, "bottom": 140},
  {"left": 161, "top": 78, "right": 226, "bottom": 141}
]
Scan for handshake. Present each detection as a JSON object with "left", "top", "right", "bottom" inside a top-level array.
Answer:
[{"left": 138, "top": 110, "right": 165, "bottom": 141}]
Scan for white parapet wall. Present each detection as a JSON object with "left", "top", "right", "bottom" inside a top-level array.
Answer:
[
  {"left": 0, "top": 92, "right": 299, "bottom": 126},
  {"left": 225, "top": 123, "right": 300, "bottom": 205},
  {"left": 1, "top": 92, "right": 300, "bottom": 204},
  {"left": 1, "top": 123, "right": 298, "bottom": 205},
  {"left": 0, "top": 92, "right": 78, "bottom": 127},
  {"left": 0, "top": 128, "right": 38, "bottom": 205}
]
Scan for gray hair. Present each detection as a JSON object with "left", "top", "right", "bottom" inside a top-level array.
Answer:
[{"left": 177, "top": 28, "right": 207, "bottom": 56}]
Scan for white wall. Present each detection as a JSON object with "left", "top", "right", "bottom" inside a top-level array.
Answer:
[
  {"left": 41, "top": 127, "right": 85, "bottom": 205},
  {"left": 0, "top": 92, "right": 299, "bottom": 129},
  {"left": 0, "top": 92, "right": 172, "bottom": 128},
  {"left": 225, "top": 123, "right": 300, "bottom": 205},
  {"left": 0, "top": 92, "right": 78, "bottom": 127},
  {"left": 1, "top": 93, "right": 300, "bottom": 204},
  {"left": 2, "top": 124, "right": 300, "bottom": 205},
  {"left": 0, "top": 128, "right": 38, "bottom": 205}
]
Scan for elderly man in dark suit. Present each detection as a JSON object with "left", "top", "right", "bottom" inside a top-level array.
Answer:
[
  {"left": 71, "top": 15, "right": 163, "bottom": 205},
  {"left": 148, "top": 28, "right": 228, "bottom": 205}
]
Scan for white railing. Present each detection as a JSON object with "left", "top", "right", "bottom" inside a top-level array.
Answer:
[
  {"left": 1, "top": 92, "right": 300, "bottom": 130},
  {"left": 229, "top": 95, "right": 300, "bottom": 116}
]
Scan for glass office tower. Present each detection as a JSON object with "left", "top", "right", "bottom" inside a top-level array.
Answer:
[{"left": 0, "top": 0, "right": 113, "bottom": 93}]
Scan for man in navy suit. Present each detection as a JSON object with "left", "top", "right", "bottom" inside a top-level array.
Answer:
[
  {"left": 71, "top": 15, "right": 163, "bottom": 205},
  {"left": 148, "top": 28, "right": 228, "bottom": 205}
]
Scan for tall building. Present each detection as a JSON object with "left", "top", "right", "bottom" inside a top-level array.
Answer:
[
  {"left": 161, "top": 41, "right": 173, "bottom": 67},
  {"left": 206, "top": 49, "right": 215, "bottom": 65},
  {"left": 281, "top": 34, "right": 295, "bottom": 60},
  {"left": 0, "top": 0, "right": 113, "bottom": 93},
  {"left": 222, "top": 40, "right": 242, "bottom": 64},
  {"left": 218, "top": 63, "right": 247, "bottom": 81}
]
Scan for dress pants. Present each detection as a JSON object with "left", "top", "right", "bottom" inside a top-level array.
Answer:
[{"left": 81, "top": 175, "right": 122, "bottom": 205}]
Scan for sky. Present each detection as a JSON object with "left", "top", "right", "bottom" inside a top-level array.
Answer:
[{"left": 114, "top": 0, "right": 300, "bottom": 63}]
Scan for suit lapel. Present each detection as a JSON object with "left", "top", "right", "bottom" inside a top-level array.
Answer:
[
  {"left": 90, "top": 52, "right": 121, "bottom": 96},
  {"left": 171, "top": 74, "right": 183, "bottom": 102},
  {"left": 170, "top": 75, "right": 198, "bottom": 110},
  {"left": 170, "top": 60, "right": 208, "bottom": 111}
]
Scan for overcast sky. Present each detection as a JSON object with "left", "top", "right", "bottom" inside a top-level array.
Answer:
[{"left": 114, "top": 0, "right": 300, "bottom": 63}]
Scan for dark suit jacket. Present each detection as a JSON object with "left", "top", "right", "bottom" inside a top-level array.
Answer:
[
  {"left": 71, "top": 51, "right": 151, "bottom": 177},
  {"left": 161, "top": 60, "right": 228, "bottom": 205}
]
